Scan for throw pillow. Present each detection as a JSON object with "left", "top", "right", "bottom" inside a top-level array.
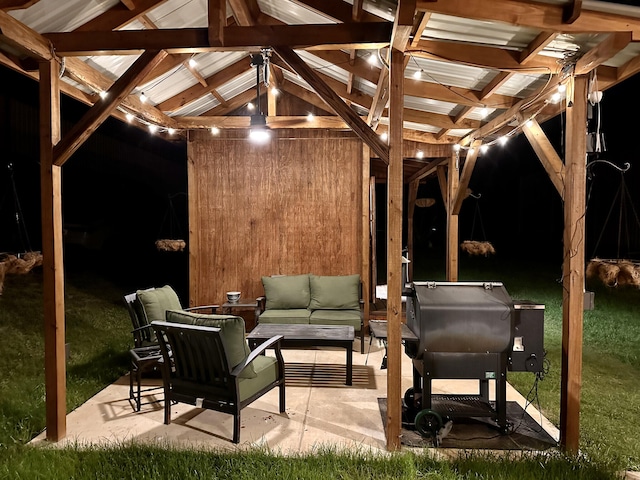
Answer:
[
  {"left": 137, "top": 285, "right": 182, "bottom": 323},
  {"left": 165, "top": 310, "right": 256, "bottom": 379},
  {"left": 309, "top": 274, "right": 360, "bottom": 310},
  {"left": 262, "top": 274, "right": 311, "bottom": 310}
]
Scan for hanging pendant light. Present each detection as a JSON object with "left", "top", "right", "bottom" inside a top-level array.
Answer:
[{"left": 248, "top": 52, "right": 270, "bottom": 143}]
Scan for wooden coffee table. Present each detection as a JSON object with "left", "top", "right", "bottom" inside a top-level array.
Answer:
[{"left": 247, "top": 324, "right": 355, "bottom": 385}]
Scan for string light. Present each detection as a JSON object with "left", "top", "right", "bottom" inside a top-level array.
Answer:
[
  {"left": 480, "top": 106, "right": 489, "bottom": 118},
  {"left": 558, "top": 83, "right": 567, "bottom": 93},
  {"left": 307, "top": 113, "right": 314, "bottom": 121},
  {"left": 453, "top": 144, "right": 461, "bottom": 152},
  {"left": 99, "top": 91, "right": 108, "bottom": 99},
  {"left": 148, "top": 124, "right": 158, "bottom": 133},
  {"left": 271, "top": 87, "right": 279, "bottom": 95},
  {"left": 139, "top": 92, "right": 147, "bottom": 103},
  {"left": 211, "top": 126, "right": 220, "bottom": 135},
  {"left": 167, "top": 128, "right": 175, "bottom": 135},
  {"left": 498, "top": 136, "right": 508, "bottom": 146},
  {"left": 247, "top": 102, "right": 255, "bottom": 110},
  {"left": 480, "top": 144, "right": 489, "bottom": 154},
  {"left": 413, "top": 69, "right": 422, "bottom": 80},
  {"left": 380, "top": 132, "right": 388, "bottom": 142},
  {"left": 125, "top": 113, "right": 134, "bottom": 122},
  {"left": 367, "top": 53, "right": 378, "bottom": 65},
  {"left": 188, "top": 58, "right": 197, "bottom": 68},
  {"left": 416, "top": 150, "right": 424, "bottom": 159}
]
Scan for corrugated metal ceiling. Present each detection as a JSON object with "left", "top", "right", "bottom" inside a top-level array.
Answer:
[{"left": 7, "top": 0, "right": 640, "bottom": 145}]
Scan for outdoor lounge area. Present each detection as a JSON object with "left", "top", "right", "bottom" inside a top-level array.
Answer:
[{"left": 30, "top": 338, "right": 559, "bottom": 453}]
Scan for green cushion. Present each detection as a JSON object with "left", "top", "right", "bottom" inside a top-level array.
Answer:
[
  {"left": 309, "top": 274, "right": 360, "bottom": 310},
  {"left": 238, "top": 354, "right": 279, "bottom": 402},
  {"left": 258, "top": 308, "right": 311, "bottom": 324},
  {"left": 137, "top": 286, "right": 182, "bottom": 323},
  {"left": 166, "top": 310, "right": 256, "bottom": 379},
  {"left": 262, "top": 274, "right": 311, "bottom": 310},
  {"left": 310, "top": 309, "right": 362, "bottom": 331}
]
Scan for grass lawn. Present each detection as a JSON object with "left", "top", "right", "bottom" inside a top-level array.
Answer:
[{"left": 0, "top": 257, "right": 638, "bottom": 478}]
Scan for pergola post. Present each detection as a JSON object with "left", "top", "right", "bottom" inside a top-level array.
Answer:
[
  {"left": 39, "top": 59, "right": 66, "bottom": 441},
  {"left": 560, "top": 74, "right": 587, "bottom": 453},
  {"left": 362, "top": 143, "right": 371, "bottom": 332},
  {"left": 446, "top": 150, "right": 459, "bottom": 281},
  {"left": 385, "top": 46, "right": 404, "bottom": 451}
]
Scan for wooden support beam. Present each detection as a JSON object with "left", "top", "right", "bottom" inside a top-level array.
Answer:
[
  {"left": 391, "top": 0, "right": 416, "bottom": 52},
  {"left": 521, "top": 118, "right": 565, "bottom": 199},
  {"left": 406, "top": 156, "right": 448, "bottom": 183},
  {"left": 367, "top": 66, "right": 390, "bottom": 129},
  {"left": 362, "top": 143, "right": 371, "bottom": 332},
  {"left": 452, "top": 140, "right": 481, "bottom": 215},
  {"left": 207, "top": 0, "right": 226, "bottom": 46},
  {"left": 227, "top": 0, "right": 259, "bottom": 26},
  {"left": 157, "top": 58, "right": 249, "bottom": 112},
  {"left": 480, "top": 71, "right": 511, "bottom": 99},
  {"left": 445, "top": 151, "right": 459, "bottom": 281},
  {"left": 39, "top": 59, "right": 66, "bottom": 442},
  {"left": 370, "top": 176, "right": 378, "bottom": 304},
  {"left": 386, "top": 46, "right": 404, "bottom": 452},
  {"left": 408, "top": 38, "right": 561, "bottom": 74},
  {"left": 0, "top": 9, "right": 54, "bottom": 61},
  {"left": 520, "top": 31, "right": 556, "bottom": 64},
  {"left": 410, "top": 12, "right": 430, "bottom": 48},
  {"left": 275, "top": 46, "right": 389, "bottom": 163},
  {"left": 417, "top": 0, "right": 640, "bottom": 36},
  {"left": 53, "top": 49, "right": 168, "bottom": 166},
  {"left": 436, "top": 164, "right": 447, "bottom": 202},
  {"left": 44, "top": 23, "right": 393, "bottom": 55},
  {"left": 575, "top": 32, "right": 632, "bottom": 76},
  {"left": 563, "top": 0, "right": 582, "bottom": 24},
  {"left": 560, "top": 74, "right": 587, "bottom": 455},
  {"left": 183, "top": 58, "right": 208, "bottom": 87},
  {"left": 407, "top": 179, "right": 419, "bottom": 281}
]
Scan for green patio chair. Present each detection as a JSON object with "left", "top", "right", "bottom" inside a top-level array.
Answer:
[{"left": 151, "top": 320, "right": 285, "bottom": 444}]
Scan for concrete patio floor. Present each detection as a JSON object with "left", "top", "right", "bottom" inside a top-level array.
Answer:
[{"left": 31, "top": 338, "right": 560, "bottom": 454}]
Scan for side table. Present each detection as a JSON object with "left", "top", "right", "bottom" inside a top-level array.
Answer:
[
  {"left": 129, "top": 345, "right": 163, "bottom": 412},
  {"left": 222, "top": 299, "right": 260, "bottom": 332}
]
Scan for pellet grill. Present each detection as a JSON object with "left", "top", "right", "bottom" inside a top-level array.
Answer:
[{"left": 402, "top": 281, "right": 544, "bottom": 444}]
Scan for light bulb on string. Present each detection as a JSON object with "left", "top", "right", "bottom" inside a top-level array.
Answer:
[{"left": 211, "top": 127, "right": 220, "bottom": 135}]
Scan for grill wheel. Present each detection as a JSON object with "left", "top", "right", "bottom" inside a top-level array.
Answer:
[{"left": 414, "top": 409, "right": 443, "bottom": 444}]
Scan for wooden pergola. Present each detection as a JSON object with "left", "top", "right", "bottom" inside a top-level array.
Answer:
[{"left": 2, "top": 0, "right": 640, "bottom": 453}]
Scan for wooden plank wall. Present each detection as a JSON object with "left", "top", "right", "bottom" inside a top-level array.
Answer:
[{"left": 187, "top": 128, "right": 363, "bottom": 307}]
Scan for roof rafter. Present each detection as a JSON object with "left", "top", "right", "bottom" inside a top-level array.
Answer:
[
  {"left": 417, "top": 0, "right": 640, "bottom": 37},
  {"left": 274, "top": 45, "right": 389, "bottom": 163}
]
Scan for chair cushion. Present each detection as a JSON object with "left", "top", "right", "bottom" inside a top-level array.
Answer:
[
  {"left": 262, "top": 274, "right": 311, "bottom": 310},
  {"left": 309, "top": 309, "right": 362, "bottom": 331},
  {"left": 258, "top": 308, "right": 311, "bottom": 324},
  {"left": 137, "top": 286, "right": 182, "bottom": 323},
  {"left": 238, "top": 354, "right": 279, "bottom": 402},
  {"left": 309, "top": 274, "right": 360, "bottom": 310},
  {"left": 166, "top": 310, "right": 256, "bottom": 379}
]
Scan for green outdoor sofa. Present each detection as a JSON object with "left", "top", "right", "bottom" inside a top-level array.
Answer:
[{"left": 256, "top": 273, "right": 365, "bottom": 353}]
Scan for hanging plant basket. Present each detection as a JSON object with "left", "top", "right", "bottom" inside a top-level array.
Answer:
[
  {"left": 415, "top": 198, "right": 436, "bottom": 208},
  {"left": 0, "top": 251, "right": 43, "bottom": 295},
  {"left": 460, "top": 240, "right": 496, "bottom": 256},
  {"left": 155, "top": 239, "right": 186, "bottom": 252},
  {"left": 586, "top": 258, "right": 640, "bottom": 288}
]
